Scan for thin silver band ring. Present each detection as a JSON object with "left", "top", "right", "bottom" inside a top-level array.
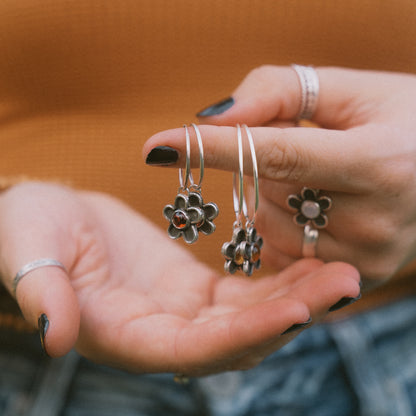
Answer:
[
  {"left": 302, "top": 225, "right": 319, "bottom": 257},
  {"left": 13, "top": 258, "right": 67, "bottom": 296},
  {"left": 291, "top": 64, "right": 319, "bottom": 120}
]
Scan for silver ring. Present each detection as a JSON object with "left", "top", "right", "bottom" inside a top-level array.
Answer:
[
  {"left": 13, "top": 258, "right": 67, "bottom": 296},
  {"left": 287, "top": 187, "right": 332, "bottom": 258},
  {"left": 302, "top": 225, "right": 319, "bottom": 257},
  {"left": 291, "top": 64, "right": 319, "bottom": 120}
]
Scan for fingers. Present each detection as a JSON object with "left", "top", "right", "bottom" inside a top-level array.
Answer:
[
  {"left": 196, "top": 66, "right": 389, "bottom": 129},
  {"left": 0, "top": 183, "right": 81, "bottom": 357},
  {"left": 187, "top": 261, "right": 358, "bottom": 374},
  {"left": 83, "top": 260, "right": 360, "bottom": 375},
  {"left": 144, "top": 124, "right": 370, "bottom": 192},
  {"left": 181, "top": 261, "right": 360, "bottom": 374},
  {"left": 231, "top": 261, "right": 361, "bottom": 370},
  {"left": 14, "top": 267, "right": 80, "bottom": 357}
]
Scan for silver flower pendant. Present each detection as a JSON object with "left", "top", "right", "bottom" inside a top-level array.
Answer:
[
  {"left": 163, "top": 192, "right": 219, "bottom": 244},
  {"left": 222, "top": 225, "right": 263, "bottom": 276}
]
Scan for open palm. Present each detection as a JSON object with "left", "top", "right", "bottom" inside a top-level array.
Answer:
[{"left": 0, "top": 182, "right": 360, "bottom": 375}]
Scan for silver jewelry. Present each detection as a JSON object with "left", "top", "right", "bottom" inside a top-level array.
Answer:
[
  {"left": 291, "top": 64, "right": 319, "bottom": 120},
  {"left": 13, "top": 258, "right": 67, "bottom": 296},
  {"left": 302, "top": 225, "right": 319, "bottom": 258},
  {"left": 287, "top": 187, "right": 332, "bottom": 258},
  {"left": 163, "top": 124, "right": 219, "bottom": 244},
  {"left": 222, "top": 125, "right": 263, "bottom": 276}
]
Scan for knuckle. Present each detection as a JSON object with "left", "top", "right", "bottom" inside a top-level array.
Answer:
[
  {"left": 359, "top": 149, "right": 416, "bottom": 195},
  {"left": 350, "top": 224, "right": 403, "bottom": 282},
  {"left": 354, "top": 216, "right": 397, "bottom": 248},
  {"left": 372, "top": 162, "right": 413, "bottom": 194},
  {"left": 259, "top": 132, "right": 308, "bottom": 182}
]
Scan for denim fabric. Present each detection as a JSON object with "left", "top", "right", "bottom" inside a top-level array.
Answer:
[{"left": 2, "top": 296, "right": 416, "bottom": 416}]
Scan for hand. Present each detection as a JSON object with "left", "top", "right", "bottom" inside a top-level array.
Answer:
[
  {"left": 143, "top": 66, "right": 416, "bottom": 286},
  {"left": 0, "top": 182, "right": 359, "bottom": 375}
]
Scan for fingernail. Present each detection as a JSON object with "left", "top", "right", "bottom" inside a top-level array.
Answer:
[
  {"left": 145, "top": 146, "right": 179, "bottom": 165},
  {"left": 281, "top": 317, "right": 312, "bottom": 335},
  {"left": 38, "top": 313, "right": 50, "bottom": 356},
  {"left": 328, "top": 294, "right": 362, "bottom": 312},
  {"left": 196, "top": 97, "right": 234, "bottom": 117}
]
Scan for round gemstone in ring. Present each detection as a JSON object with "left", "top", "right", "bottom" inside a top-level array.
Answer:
[{"left": 301, "top": 200, "right": 321, "bottom": 219}]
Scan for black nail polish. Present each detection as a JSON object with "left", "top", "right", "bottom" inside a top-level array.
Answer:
[
  {"left": 196, "top": 97, "right": 234, "bottom": 117},
  {"left": 281, "top": 317, "right": 312, "bottom": 335},
  {"left": 38, "top": 313, "right": 50, "bottom": 356},
  {"left": 146, "top": 146, "right": 179, "bottom": 165},
  {"left": 328, "top": 294, "right": 362, "bottom": 312}
]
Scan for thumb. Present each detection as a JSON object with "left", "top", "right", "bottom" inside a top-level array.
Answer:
[
  {"left": 14, "top": 263, "right": 79, "bottom": 357},
  {"left": 0, "top": 183, "right": 81, "bottom": 357}
]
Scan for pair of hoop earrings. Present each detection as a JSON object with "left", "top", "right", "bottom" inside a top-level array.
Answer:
[
  {"left": 163, "top": 123, "right": 262, "bottom": 277},
  {"left": 163, "top": 124, "right": 219, "bottom": 244},
  {"left": 221, "top": 124, "right": 263, "bottom": 276}
]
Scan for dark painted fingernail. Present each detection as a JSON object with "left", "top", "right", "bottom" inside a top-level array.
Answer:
[
  {"left": 328, "top": 294, "right": 362, "bottom": 312},
  {"left": 38, "top": 313, "right": 50, "bottom": 356},
  {"left": 281, "top": 317, "right": 312, "bottom": 335},
  {"left": 146, "top": 146, "right": 179, "bottom": 165},
  {"left": 196, "top": 97, "right": 234, "bottom": 117}
]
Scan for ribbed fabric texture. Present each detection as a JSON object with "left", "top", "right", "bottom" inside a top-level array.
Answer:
[{"left": 0, "top": 0, "right": 415, "bottom": 268}]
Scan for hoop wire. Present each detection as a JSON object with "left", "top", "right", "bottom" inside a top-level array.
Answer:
[
  {"left": 178, "top": 124, "right": 191, "bottom": 190},
  {"left": 242, "top": 124, "right": 259, "bottom": 226},
  {"left": 233, "top": 124, "right": 259, "bottom": 227},
  {"left": 178, "top": 124, "right": 204, "bottom": 191}
]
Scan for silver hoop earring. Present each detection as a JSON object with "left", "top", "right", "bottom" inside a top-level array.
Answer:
[
  {"left": 163, "top": 124, "right": 219, "bottom": 244},
  {"left": 222, "top": 124, "right": 263, "bottom": 276}
]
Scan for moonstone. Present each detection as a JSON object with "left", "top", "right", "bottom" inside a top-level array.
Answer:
[{"left": 301, "top": 201, "right": 320, "bottom": 219}]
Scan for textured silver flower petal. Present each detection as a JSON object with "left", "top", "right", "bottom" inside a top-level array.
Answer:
[{"left": 183, "top": 224, "right": 199, "bottom": 244}]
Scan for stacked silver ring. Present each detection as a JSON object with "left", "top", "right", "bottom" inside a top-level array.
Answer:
[{"left": 292, "top": 64, "right": 320, "bottom": 120}]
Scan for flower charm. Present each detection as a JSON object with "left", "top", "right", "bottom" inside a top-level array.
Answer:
[
  {"left": 287, "top": 187, "right": 332, "bottom": 229},
  {"left": 163, "top": 192, "right": 219, "bottom": 244},
  {"left": 222, "top": 226, "right": 263, "bottom": 276}
]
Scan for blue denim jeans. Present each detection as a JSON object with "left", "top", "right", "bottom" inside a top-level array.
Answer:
[{"left": 2, "top": 295, "right": 416, "bottom": 416}]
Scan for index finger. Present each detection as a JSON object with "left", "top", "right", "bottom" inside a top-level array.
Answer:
[{"left": 143, "top": 124, "right": 371, "bottom": 192}]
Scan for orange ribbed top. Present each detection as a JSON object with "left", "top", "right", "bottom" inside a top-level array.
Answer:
[{"left": 0, "top": 0, "right": 415, "bottom": 269}]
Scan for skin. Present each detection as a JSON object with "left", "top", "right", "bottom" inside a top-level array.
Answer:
[
  {"left": 143, "top": 66, "right": 416, "bottom": 287},
  {"left": 0, "top": 182, "right": 359, "bottom": 375}
]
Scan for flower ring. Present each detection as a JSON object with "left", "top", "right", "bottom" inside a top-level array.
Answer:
[
  {"left": 222, "top": 226, "right": 263, "bottom": 276},
  {"left": 287, "top": 187, "right": 332, "bottom": 229},
  {"left": 163, "top": 192, "right": 219, "bottom": 244}
]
